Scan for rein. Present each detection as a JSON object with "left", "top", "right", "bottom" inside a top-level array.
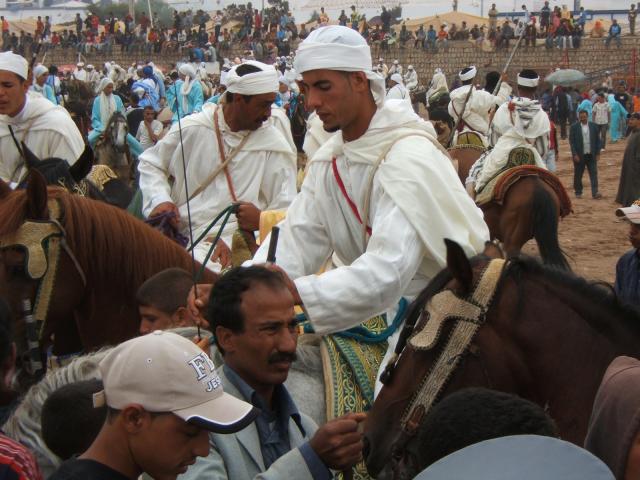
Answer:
[{"left": 385, "top": 258, "right": 506, "bottom": 462}]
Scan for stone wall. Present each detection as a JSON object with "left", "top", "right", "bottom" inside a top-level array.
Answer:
[{"left": 41, "top": 36, "right": 640, "bottom": 88}]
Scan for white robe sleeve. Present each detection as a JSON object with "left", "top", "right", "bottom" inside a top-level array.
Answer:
[
  {"left": 138, "top": 126, "right": 180, "bottom": 217},
  {"left": 259, "top": 151, "right": 298, "bottom": 210},
  {"left": 293, "top": 190, "right": 425, "bottom": 334}
]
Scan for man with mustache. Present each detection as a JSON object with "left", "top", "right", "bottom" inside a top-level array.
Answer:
[
  {"left": 138, "top": 61, "right": 297, "bottom": 271},
  {"left": 182, "top": 266, "right": 365, "bottom": 479}
]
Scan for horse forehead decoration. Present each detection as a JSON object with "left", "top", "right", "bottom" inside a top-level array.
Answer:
[{"left": 0, "top": 200, "right": 63, "bottom": 280}]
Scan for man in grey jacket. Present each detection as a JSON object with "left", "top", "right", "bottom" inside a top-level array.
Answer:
[{"left": 180, "top": 266, "right": 365, "bottom": 480}]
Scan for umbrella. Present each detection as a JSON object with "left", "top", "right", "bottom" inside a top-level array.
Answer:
[{"left": 545, "top": 69, "right": 587, "bottom": 86}]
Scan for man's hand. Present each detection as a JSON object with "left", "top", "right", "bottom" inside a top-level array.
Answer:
[
  {"left": 149, "top": 202, "right": 180, "bottom": 227},
  {"left": 235, "top": 202, "right": 262, "bottom": 231},
  {"left": 263, "top": 263, "right": 302, "bottom": 305},
  {"left": 209, "top": 239, "right": 231, "bottom": 269},
  {"left": 187, "top": 283, "right": 213, "bottom": 326},
  {"left": 309, "top": 413, "right": 366, "bottom": 471}
]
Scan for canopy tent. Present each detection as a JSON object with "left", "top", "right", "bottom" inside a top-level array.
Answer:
[
  {"left": 301, "top": 0, "right": 408, "bottom": 10},
  {"left": 393, "top": 11, "right": 488, "bottom": 32}
]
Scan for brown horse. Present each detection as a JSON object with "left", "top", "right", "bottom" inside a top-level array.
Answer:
[
  {"left": 449, "top": 144, "right": 484, "bottom": 184},
  {"left": 0, "top": 171, "right": 217, "bottom": 358},
  {"left": 363, "top": 239, "right": 640, "bottom": 479}
]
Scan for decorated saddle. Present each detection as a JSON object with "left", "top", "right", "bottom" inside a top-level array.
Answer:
[{"left": 453, "top": 130, "right": 486, "bottom": 148}]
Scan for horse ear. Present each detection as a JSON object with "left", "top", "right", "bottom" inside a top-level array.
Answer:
[
  {"left": 0, "top": 179, "right": 11, "bottom": 200},
  {"left": 444, "top": 238, "right": 473, "bottom": 294},
  {"left": 21, "top": 142, "right": 40, "bottom": 169},
  {"left": 69, "top": 145, "right": 95, "bottom": 183},
  {"left": 25, "top": 169, "right": 49, "bottom": 220}
]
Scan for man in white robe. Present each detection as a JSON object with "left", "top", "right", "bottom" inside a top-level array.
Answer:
[
  {"left": 0, "top": 52, "right": 84, "bottom": 184},
  {"left": 250, "top": 26, "right": 489, "bottom": 393},
  {"left": 72, "top": 62, "right": 87, "bottom": 82},
  {"left": 467, "top": 69, "right": 550, "bottom": 196},
  {"left": 138, "top": 60, "right": 297, "bottom": 271},
  {"left": 386, "top": 74, "right": 409, "bottom": 103},
  {"left": 388, "top": 59, "right": 402, "bottom": 77},
  {"left": 403, "top": 65, "right": 418, "bottom": 91},
  {"left": 85, "top": 64, "right": 101, "bottom": 91},
  {"left": 448, "top": 65, "right": 511, "bottom": 146}
]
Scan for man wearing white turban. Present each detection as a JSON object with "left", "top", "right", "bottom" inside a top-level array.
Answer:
[
  {"left": 0, "top": 52, "right": 84, "bottom": 184},
  {"left": 386, "top": 73, "right": 409, "bottom": 102},
  {"left": 88, "top": 77, "right": 143, "bottom": 158},
  {"left": 249, "top": 25, "right": 489, "bottom": 392},
  {"left": 448, "top": 65, "right": 512, "bottom": 146},
  {"left": 30, "top": 64, "right": 56, "bottom": 104},
  {"left": 138, "top": 61, "right": 297, "bottom": 270},
  {"left": 72, "top": 61, "right": 87, "bottom": 82},
  {"left": 172, "top": 63, "right": 204, "bottom": 122},
  {"left": 467, "top": 69, "right": 550, "bottom": 196}
]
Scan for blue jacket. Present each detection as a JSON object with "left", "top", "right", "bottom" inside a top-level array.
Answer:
[
  {"left": 615, "top": 249, "right": 640, "bottom": 306},
  {"left": 569, "top": 121, "right": 601, "bottom": 158}
]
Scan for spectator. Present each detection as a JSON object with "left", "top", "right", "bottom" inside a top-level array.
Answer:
[
  {"left": 585, "top": 356, "right": 640, "bottom": 477},
  {"left": 592, "top": 92, "right": 610, "bottom": 150},
  {"left": 488, "top": 3, "right": 498, "bottom": 32},
  {"left": 426, "top": 24, "right": 437, "bottom": 51},
  {"left": 338, "top": 9, "right": 348, "bottom": 26},
  {"left": 615, "top": 82, "right": 631, "bottom": 112},
  {"left": 410, "top": 388, "right": 556, "bottom": 474},
  {"left": 48, "top": 331, "right": 257, "bottom": 480},
  {"left": 631, "top": 4, "right": 637, "bottom": 36},
  {"left": 319, "top": 7, "right": 329, "bottom": 26},
  {"left": 41, "top": 380, "right": 107, "bottom": 461},
  {"left": 540, "top": 1, "right": 551, "bottom": 33},
  {"left": 569, "top": 110, "right": 602, "bottom": 199},
  {"left": 551, "top": 86, "right": 571, "bottom": 139},
  {"left": 606, "top": 19, "right": 622, "bottom": 48},
  {"left": 521, "top": 4, "right": 530, "bottom": 24},
  {"left": 436, "top": 24, "right": 449, "bottom": 52},
  {"left": 616, "top": 113, "right": 640, "bottom": 206},
  {"left": 214, "top": 11, "right": 223, "bottom": 40},
  {"left": 136, "top": 105, "right": 163, "bottom": 153},
  {"left": 525, "top": 21, "right": 537, "bottom": 47},
  {"left": 350, "top": 5, "right": 359, "bottom": 30},
  {"left": 415, "top": 25, "right": 426, "bottom": 48}
]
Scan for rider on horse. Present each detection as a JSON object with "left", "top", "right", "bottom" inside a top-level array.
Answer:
[
  {"left": 448, "top": 65, "right": 511, "bottom": 147},
  {"left": 466, "top": 69, "right": 550, "bottom": 197},
  {"left": 88, "top": 78, "right": 144, "bottom": 159},
  {"left": 0, "top": 52, "right": 84, "bottom": 185},
  {"left": 250, "top": 26, "right": 489, "bottom": 393}
]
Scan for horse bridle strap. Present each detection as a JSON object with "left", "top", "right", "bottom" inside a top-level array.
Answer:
[{"left": 398, "top": 258, "right": 506, "bottom": 440}]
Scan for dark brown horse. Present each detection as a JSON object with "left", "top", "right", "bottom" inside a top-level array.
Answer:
[
  {"left": 363, "top": 239, "right": 640, "bottom": 479},
  {"left": 0, "top": 171, "right": 217, "bottom": 357}
]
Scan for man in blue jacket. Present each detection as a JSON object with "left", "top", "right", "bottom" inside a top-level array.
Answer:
[{"left": 569, "top": 109, "right": 602, "bottom": 198}]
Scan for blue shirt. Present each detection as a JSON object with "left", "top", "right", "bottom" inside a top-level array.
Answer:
[
  {"left": 615, "top": 249, "right": 640, "bottom": 306},
  {"left": 223, "top": 365, "right": 330, "bottom": 479}
]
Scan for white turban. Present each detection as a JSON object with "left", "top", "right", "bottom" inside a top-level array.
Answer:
[
  {"left": 220, "top": 70, "right": 229, "bottom": 86},
  {"left": 293, "top": 25, "right": 385, "bottom": 107},
  {"left": 278, "top": 74, "right": 289, "bottom": 87},
  {"left": 33, "top": 64, "right": 48, "bottom": 79},
  {"left": 459, "top": 66, "right": 477, "bottom": 82},
  {"left": 96, "top": 77, "right": 114, "bottom": 94},
  {"left": 0, "top": 51, "right": 28, "bottom": 80},
  {"left": 77, "top": 62, "right": 84, "bottom": 67},
  {"left": 178, "top": 63, "right": 196, "bottom": 79},
  {"left": 225, "top": 60, "right": 279, "bottom": 95},
  {"left": 390, "top": 73, "right": 403, "bottom": 85}
]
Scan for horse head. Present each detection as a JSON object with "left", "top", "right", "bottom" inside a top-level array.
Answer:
[
  {"left": 107, "top": 111, "right": 129, "bottom": 152},
  {"left": 364, "top": 239, "right": 640, "bottom": 479}
]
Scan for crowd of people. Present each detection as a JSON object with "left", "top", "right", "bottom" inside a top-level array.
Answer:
[{"left": 3, "top": 2, "right": 640, "bottom": 478}]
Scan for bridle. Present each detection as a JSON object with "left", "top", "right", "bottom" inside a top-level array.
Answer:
[
  {"left": 0, "top": 199, "right": 86, "bottom": 349},
  {"left": 380, "top": 257, "right": 507, "bottom": 467}
]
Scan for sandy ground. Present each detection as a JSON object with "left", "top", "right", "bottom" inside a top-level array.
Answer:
[{"left": 521, "top": 136, "right": 631, "bottom": 283}]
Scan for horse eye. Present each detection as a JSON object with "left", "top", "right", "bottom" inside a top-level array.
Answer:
[{"left": 8, "top": 264, "right": 25, "bottom": 277}]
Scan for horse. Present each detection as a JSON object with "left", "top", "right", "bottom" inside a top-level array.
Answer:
[
  {"left": 94, "top": 111, "right": 135, "bottom": 187},
  {"left": 362, "top": 239, "right": 640, "bottom": 479},
  {"left": 17, "top": 142, "right": 133, "bottom": 209},
  {"left": 0, "top": 171, "right": 217, "bottom": 359},
  {"left": 62, "top": 79, "right": 93, "bottom": 139},
  {"left": 2, "top": 328, "right": 325, "bottom": 478}
]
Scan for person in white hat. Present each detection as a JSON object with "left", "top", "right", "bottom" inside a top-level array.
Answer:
[
  {"left": 30, "top": 63, "right": 56, "bottom": 104},
  {"left": 613, "top": 200, "right": 640, "bottom": 304},
  {"left": 425, "top": 68, "right": 449, "bottom": 106},
  {"left": 172, "top": 63, "right": 204, "bottom": 122},
  {"left": 72, "top": 61, "right": 87, "bottom": 82},
  {"left": 84, "top": 64, "right": 101, "bottom": 91},
  {"left": 403, "top": 64, "right": 418, "bottom": 91},
  {"left": 48, "top": 331, "right": 258, "bottom": 480},
  {"left": 386, "top": 73, "right": 410, "bottom": 103},
  {"left": 466, "top": 69, "right": 549, "bottom": 196},
  {"left": 138, "top": 61, "right": 297, "bottom": 271},
  {"left": 388, "top": 59, "right": 402, "bottom": 77},
  {"left": 0, "top": 52, "right": 84, "bottom": 184},
  {"left": 448, "top": 65, "right": 511, "bottom": 147},
  {"left": 239, "top": 25, "right": 488, "bottom": 394},
  {"left": 377, "top": 57, "right": 388, "bottom": 78}
]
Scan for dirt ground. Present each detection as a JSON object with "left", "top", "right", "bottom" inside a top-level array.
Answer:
[{"left": 521, "top": 136, "right": 631, "bottom": 283}]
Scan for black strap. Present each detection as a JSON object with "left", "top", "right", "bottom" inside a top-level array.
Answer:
[{"left": 8, "top": 125, "right": 25, "bottom": 160}]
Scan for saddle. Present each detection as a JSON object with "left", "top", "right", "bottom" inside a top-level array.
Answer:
[
  {"left": 476, "top": 162, "right": 572, "bottom": 218},
  {"left": 454, "top": 131, "right": 485, "bottom": 148}
]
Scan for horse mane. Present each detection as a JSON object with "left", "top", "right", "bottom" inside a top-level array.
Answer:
[
  {"left": 0, "top": 187, "right": 207, "bottom": 296},
  {"left": 504, "top": 255, "right": 640, "bottom": 327}
]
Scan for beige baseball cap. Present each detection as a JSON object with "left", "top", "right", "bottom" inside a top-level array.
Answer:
[
  {"left": 93, "top": 331, "right": 258, "bottom": 433},
  {"left": 616, "top": 199, "right": 640, "bottom": 225}
]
